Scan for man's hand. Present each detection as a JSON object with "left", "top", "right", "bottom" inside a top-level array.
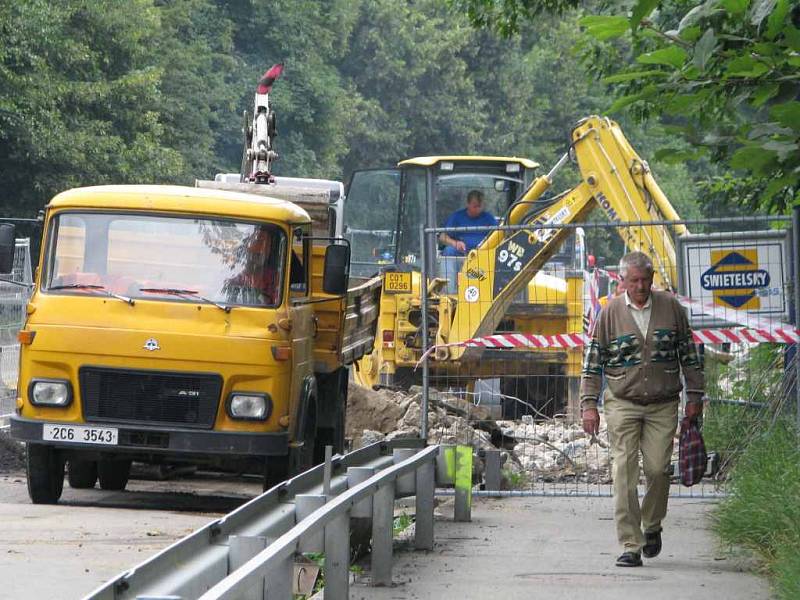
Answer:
[
  {"left": 685, "top": 401, "right": 703, "bottom": 420},
  {"left": 582, "top": 408, "right": 600, "bottom": 435},
  {"left": 453, "top": 240, "right": 466, "bottom": 254}
]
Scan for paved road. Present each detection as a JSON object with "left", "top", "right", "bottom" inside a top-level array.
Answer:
[
  {"left": 0, "top": 469, "right": 768, "bottom": 600},
  {"left": 351, "top": 496, "right": 768, "bottom": 600},
  {"left": 0, "top": 469, "right": 260, "bottom": 600}
]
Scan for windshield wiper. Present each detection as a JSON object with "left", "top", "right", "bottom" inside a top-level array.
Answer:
[
  {"left": 48, "top": 283, "right": 135, "bottom": 306},
  {"left": 138, "top": 287, "right": 231, "bottom": 313}
]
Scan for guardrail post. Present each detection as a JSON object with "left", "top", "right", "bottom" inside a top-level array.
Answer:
[
  {"left": 264, "top": 554, "right": 293, "bottom": 600},
  {"left": 370, "top": 482, "right": 395, "bottom": 586},
  {"left": 484, "top": 449, "right": 501, "bottom": 495},
  {"left": 296, "top": 494, "right": 326, "bottom": 553},
  {"left": 415, "top": 458, "right": 435, "bottom": 551},
  {"left": 347, "top": 466, "right": 376, "bottom": 518},
  {"left": 324, "top": 512, "right": 350, "bottom": 599},
  {"left": 393, "top": 448, "right": 417, "bottom": 495},
  {"left": 228, "top": 535, "right": 267, "bottom": 600},
  {"left": 435, "top": 444, "right": 455, "bottom": 486},
  {"left": 454, "top": 445, "right": 472, "bottom": 522}
]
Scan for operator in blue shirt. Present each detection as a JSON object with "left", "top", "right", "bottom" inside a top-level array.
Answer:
[{"left": 439, "top": 190, "right": 498, "bottom": 256}]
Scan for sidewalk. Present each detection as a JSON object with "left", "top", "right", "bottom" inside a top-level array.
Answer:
[{"left": 351, "top": 496, "right": 768, "bottom": 600}]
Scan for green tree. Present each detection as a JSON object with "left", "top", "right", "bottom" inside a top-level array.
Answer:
[
  {"left": 453, "top": 0, "right": 800, "bottom": 213},
  {"left": 0, "top": 0, "right": 184, "bottom": 214}
]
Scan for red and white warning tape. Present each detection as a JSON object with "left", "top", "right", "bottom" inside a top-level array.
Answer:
[
  {"left": 458, "top": 328, "right": 799, "bottom": 350},
  {"left": 418, "top": 271, "right": 799, "bottom": 364},
  {"left": 418, "top": 326, "right": 800, "bottom": 363}
]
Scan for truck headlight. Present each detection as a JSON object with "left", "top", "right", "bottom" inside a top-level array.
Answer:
[
  {"left": 29, "top": 379, "right": 72, "bottom": 407},
  {"left": 226, "top": 393, "right": 271, "bottom": 421}
]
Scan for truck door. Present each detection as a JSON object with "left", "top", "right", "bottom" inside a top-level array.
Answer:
[{"left": 288, "top": 225, "right": 314, "bottom": 443}]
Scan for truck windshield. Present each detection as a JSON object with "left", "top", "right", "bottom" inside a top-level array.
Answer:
[
  {"left": 344, "top": 169, "right": 400, "bottom": 277},
  {"left": 43, "top": 213, "right": 286, "bottom": 308}
]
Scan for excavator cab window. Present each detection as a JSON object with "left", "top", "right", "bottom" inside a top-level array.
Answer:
[
  {"left": 343, "top": 168, "right": 401, "bottom": 277},
  {"left": 396, "top": 167, "right": 427, "bottom": 268}
]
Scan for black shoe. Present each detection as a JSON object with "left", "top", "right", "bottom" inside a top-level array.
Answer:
[
  {"left": 616, "top": 551, "right": 643, "bottom": 567},
  {"left": 642, "top": 528, "right": 662, "bottom": 558}
]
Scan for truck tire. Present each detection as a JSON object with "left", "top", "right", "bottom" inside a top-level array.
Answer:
[
  {"left": 67, "top": 459, "right": 98, "bottom": 489},
  {"left": 26, "top": 444, "right": 64, "bottom": 504},
  {"left": 97, "top": 459, "right": 132, "bottom": 491}
]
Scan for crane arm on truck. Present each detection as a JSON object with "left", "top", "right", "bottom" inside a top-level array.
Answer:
[{"left": 442, "top": 115, "right": 687, "bottom": 355}]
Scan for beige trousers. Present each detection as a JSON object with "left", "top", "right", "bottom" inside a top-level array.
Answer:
[{"left": 604, "top": 395, "right": 679, "bottom": 552}]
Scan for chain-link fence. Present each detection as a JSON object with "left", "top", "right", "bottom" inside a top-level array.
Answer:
[
  {"left": 0, "top": 238, "right": 34, "bottom": 428},
  {"left": 417, "top": 214, "right": 798, "bottom": 498}
]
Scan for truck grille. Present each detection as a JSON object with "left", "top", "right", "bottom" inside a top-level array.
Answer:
[{"left": 80, "top": 367, "right": 222, "bottom": 429}]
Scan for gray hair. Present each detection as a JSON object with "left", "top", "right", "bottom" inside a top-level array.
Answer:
[{"left": 619, "top": 251, "right": 654, "bottom": 277}]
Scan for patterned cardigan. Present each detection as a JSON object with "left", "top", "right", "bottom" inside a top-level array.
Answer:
[{"left": 580, "top": 290, "right": 704, "bottom": 410}]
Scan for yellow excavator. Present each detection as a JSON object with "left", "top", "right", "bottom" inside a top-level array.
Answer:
[{"left": 346, "top": 116, "right": 687, "bottom": 417}]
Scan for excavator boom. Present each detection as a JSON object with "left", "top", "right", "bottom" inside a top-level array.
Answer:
[{"left": 443, "top": 116, "right": 686, "bottom": 352}]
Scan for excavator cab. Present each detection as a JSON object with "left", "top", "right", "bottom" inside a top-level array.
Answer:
[{"left": 344, "top": 157, "right": 541, "bottom": 278}]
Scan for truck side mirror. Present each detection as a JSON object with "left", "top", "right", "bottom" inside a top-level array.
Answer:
[
  {"left": 0, "top": 224, "right": 16, "bottom": 275},
  {"left": 323, "top": 243, "right": 350, "bottom": 295}
]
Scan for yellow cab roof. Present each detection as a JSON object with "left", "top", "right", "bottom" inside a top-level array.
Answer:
[
  {"left": 398, "top": 156, "right": 540, "bottom": 169},
  {"left": 47, "top": 185, "right": 311, "bottom": 224}
]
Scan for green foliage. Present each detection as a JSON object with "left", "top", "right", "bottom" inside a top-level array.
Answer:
[
  {"left": 0, "top": 0, "right": 712, "bottom": 227},
  {"left": 714, "top": 422, "right": 800, "bottom": 599},
  {"left": 0, "top": 0, "right": 236, "bottom": 214},
  {"left": 456, "top": 0, "right": 800, "bottom": 213},
  {"left": 393, "top": 512, "right": 414, "bottom": 535}
]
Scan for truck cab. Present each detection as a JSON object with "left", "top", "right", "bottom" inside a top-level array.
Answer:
[{"left": 8, "top": 185, "right": 378, "bottom": 503}]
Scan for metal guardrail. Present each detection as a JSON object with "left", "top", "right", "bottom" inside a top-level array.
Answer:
[{"left": 84, "top": 440, "right": 470, "bottom": 600}]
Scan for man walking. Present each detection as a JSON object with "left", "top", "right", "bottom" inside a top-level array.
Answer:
[{"left": 580, "top": 251, "right": 704, "bottom": 567}]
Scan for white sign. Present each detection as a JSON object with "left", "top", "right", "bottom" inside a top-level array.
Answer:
[{"left": 679, "top": 231, "right": 790, "bottom": 327}]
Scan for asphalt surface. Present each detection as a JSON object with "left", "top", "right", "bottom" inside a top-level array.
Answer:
[
  {"left": 0, "top": 468, "right": 768, "bottom": 600},
  {"left": 0, "top": 469, "right": 261, "bottom": 599},
  {"left": 350, "top": 496, "right": 769, "bottom": 600}
]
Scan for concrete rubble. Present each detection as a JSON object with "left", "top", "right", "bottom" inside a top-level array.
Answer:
[{"left": 346, "top": 382, "right": 614, "bottom": 489}]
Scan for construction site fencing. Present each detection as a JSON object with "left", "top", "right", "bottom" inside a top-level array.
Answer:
[
  {"left": 418, "top": 213, "right": 799, "bottom": 498},
  {"left": 0, "top": 237, "right": 34, "bottom": 428}
]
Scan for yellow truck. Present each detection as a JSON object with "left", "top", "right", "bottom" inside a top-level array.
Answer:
[{"left": 7, "top": 184, "right": 380, "bottom": 503}]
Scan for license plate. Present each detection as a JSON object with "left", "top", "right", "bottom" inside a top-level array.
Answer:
[
  {"left": 384, "top": 272, "right": 412, "bottom": 293},
  {"left": 42, "top": 424, "right": 118, "bottom": 445}
]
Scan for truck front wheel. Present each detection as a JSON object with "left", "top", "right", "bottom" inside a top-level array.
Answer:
[
  {"left": 67, "top": 459, "right": 98, "bottom": 489},
  {"left": 97, "top": 459, "right": 132, "bottom": 491},
  {"left": 26, "top": 444, "right": 65, "bottom": 504}
]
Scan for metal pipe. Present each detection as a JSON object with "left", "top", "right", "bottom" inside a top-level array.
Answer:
[
  {"left": 425, "top": 214, "right": 791, "bottom": 235},
  {"left": 419, "top": 223, "right": 429, "bottom": 440},
  {"left": 793, "top": 205, "right": 800, "bottom": 437}
]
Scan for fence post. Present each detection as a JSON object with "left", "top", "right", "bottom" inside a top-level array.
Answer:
[
  {"left": 420, "top": 223, "right": 430, "bottom": 440},
  {"left": 793, "top": 205, "right": 800, "bottom": 439},
  {"left": 454, "top": 445, "right": 472, "bottom": 522},
  {"left": 323, "top": 512, "right": 350, "bottom": 599},
  {"left": 264, "top": 554, "right": 294, "bottom": 600},
  {"left": 393, "top": 448, "right": 417, "bottom": 495},
  {"left": 414, "top": 458, "right": 435, "bottom": 550},
  {"left": 370, "top": 482, "right": 395, "bottom": 586},
  {"left": 295, "top": 494, "right": 326, "bottom": 553},
  {"left": 484, "top": 448, "right": 502, "bottom": 495},
  {"left": 228, "top": 536, "right": 267, "bottom": 600}
]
